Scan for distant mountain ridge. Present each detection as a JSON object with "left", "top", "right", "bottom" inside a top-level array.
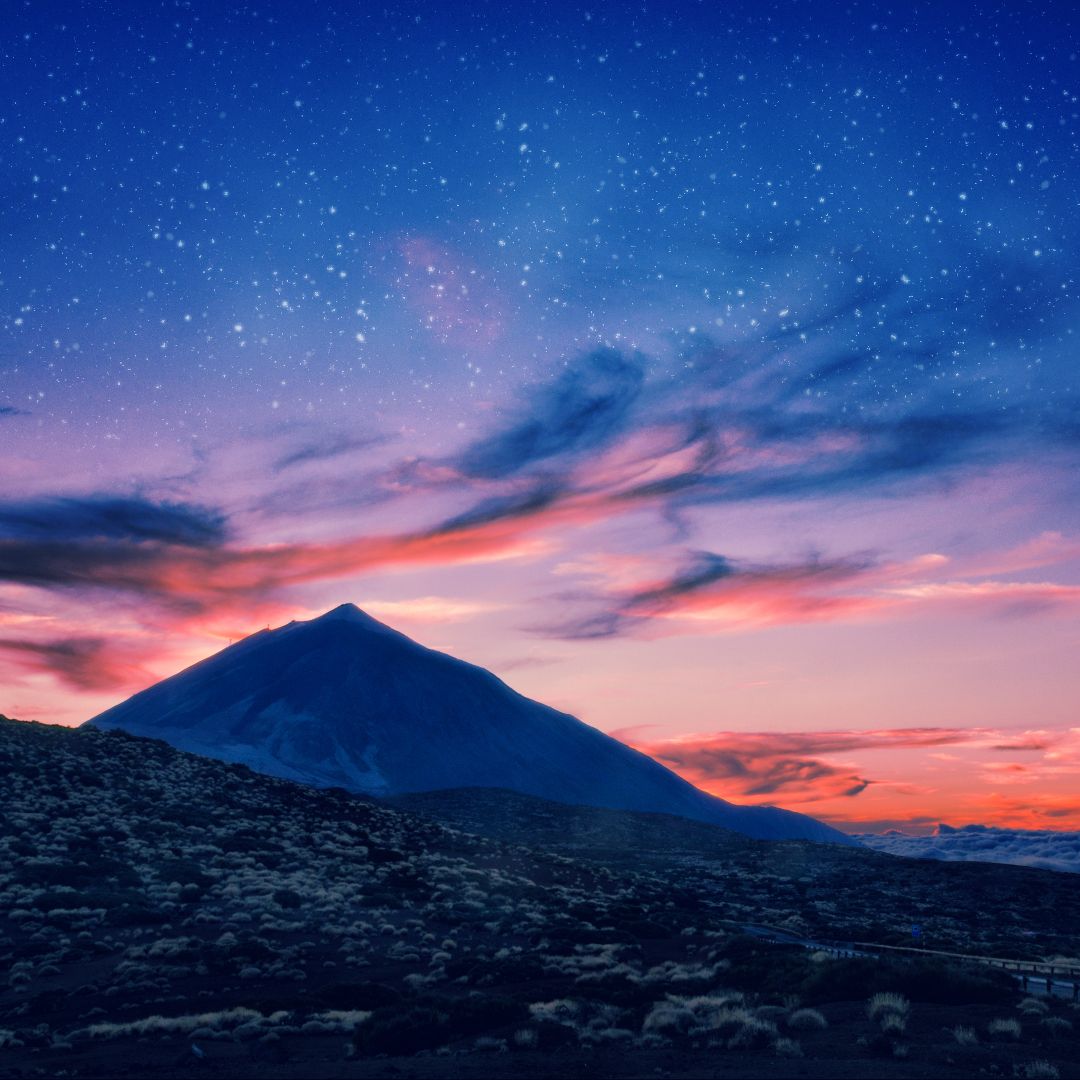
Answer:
[{"left": 86, "top": 603, "right": 855, "bottom": 845}]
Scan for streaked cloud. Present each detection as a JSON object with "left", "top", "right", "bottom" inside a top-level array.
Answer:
[
  {"left": 538, "top": 540, "right": 1080, "bottom": 639},
  {"left": 0, "top": 495, "right": 227, "bottom": 547},
  {"left": 618, "top": 727, "right": 986, "bottom": 804},
  {"left": 0, "top": 636, "right": 155, "bottom": 692}
]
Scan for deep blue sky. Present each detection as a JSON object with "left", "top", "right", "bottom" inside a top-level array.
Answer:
[{"left": 4, "top": 0, "right": 1078, "bottom": 446}]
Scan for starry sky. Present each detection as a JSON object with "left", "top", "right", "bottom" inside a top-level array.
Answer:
[{"left": 3, "top": 0, "right": 1080, "bottom": 832}]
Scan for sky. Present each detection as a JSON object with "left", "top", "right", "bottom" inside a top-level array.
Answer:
[{"left": 2, "top": 0, "right": 1080, "bottom": 833}]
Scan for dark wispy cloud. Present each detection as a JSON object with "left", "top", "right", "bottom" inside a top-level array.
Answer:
[
  {"left": 272, "top": 430, "right": 387, "bottom": 473},
  {"left": 540, "top": 549, "right": 879, "bottom": 640},
  {"left": 0, "top": 495, "right": 234, "bottom": 614},
  {"left": 0, "top": 539, "right": 182, "bottom": 598},
  {"left": 454, "top": 349, "right": 645, "bottom": 479},
  {"left": 534, "top": 516, "right": 1080, "bottom": 639},
  {"left": 395, "top": 325, "right": 1051, "bottom": 550},
  {"left": 0, "top": 495, "right": 227, "bottom": 547},
  {"left": 0, "top": 636, "right": 151, "bottom": 692},
  {"left": 992, "top": 735, "right": 1056, "bottom": 752},
  {"left": 0, "top": 405, "right": 28, "bottom": 417}
]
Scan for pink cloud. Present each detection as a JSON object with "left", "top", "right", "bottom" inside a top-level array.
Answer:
[
  {"left": 0, "top": 635, "right": 158, "bottom": 692},
  {"left": 615, "top": 727, "right": 988, "bottom": 804},
  {"left": 550, "top": 543, "right": 1080, "bottom": 639}
]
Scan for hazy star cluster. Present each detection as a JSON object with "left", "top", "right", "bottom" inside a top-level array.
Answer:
[{"left": 2, "top": 1, "right": 1080, "bottom": 830}]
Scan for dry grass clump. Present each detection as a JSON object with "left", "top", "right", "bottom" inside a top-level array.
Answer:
[
  {"left": 988, "top": 1017, "right": 1022, "bottom": 1041},
  {"left": 528, "top": 999, "right": 580, "bottom": 1027},
  {"left": 787, "top": 1007, "right": 827, "bottom": 1031},
  {"left": 866, "top": 992, "right": 910, "bottom": 1024},
  {"left": 867, "top": 992, "right": 909, "bottom": 1033},
  {"left": 1019, "top": 997, "right": 1049, "bottom": 1016},
  {"left": 641, "top": 994, "right": 745, "bottom": 1038}
]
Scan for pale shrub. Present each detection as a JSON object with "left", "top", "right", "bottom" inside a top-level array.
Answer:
[
  {"left": 528, "top": 999, "right": 580, "bottom": 1026},
  {"left": 988, "top": 1017, "right": 1022, "bottom": 1041},
  {"left": 313, "top": 1010, "right": 371, "bottom": 1031},
  {"left": 725, "top": 1014, "right": 779, "bottom": 1050},
  {"left": 1019, "top": 997, "right": 1049, "bottom": 1016},
  {"left": 787, "top": 1007, "right": 827, "bottom": 1031},
  {"left": 80, "top": 1007, "right": 278, "bottom": 1039},
  {"left": 641, "top": 994, "right": 747, "bottom": 1038},
  {"left": 867, "top": 993, "right": 910, "bottom": 1024}
]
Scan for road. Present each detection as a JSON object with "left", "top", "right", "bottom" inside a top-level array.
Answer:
[{"left": 740, "top": 923, "right": 1080, "bottom": 1000}]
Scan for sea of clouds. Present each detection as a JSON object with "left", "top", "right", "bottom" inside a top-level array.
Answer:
[{"left": 858, "top": 824, "right": 1080, "bottom": 875}]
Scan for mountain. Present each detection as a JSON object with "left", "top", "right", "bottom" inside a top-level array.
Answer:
[{"left": 86, "top": 603, "right": 853, "bottom": 844}]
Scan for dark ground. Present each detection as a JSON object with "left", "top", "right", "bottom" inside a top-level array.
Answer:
[{"left": 2, "top": 717, "right": 1078, "bottom": 1079}]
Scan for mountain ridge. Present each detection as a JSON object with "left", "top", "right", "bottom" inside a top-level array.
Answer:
[{"left": 86, "top": 604, "right": 855, "bottom": 845}]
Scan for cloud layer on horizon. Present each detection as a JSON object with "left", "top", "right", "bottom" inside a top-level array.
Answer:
[{"left": 860, "top": 824, "right": 1080, "bottom": 875}]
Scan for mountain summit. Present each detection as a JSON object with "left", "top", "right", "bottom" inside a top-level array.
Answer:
[{"left": 86, "top": 604, "right": 854, "bottom": 844}]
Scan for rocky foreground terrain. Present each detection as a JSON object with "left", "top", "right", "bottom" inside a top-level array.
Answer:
[
  {"left": 2, "top": 716, "right": 1079, "bottom": 1078},
  {"left": 392, "top": 787, "right": 1080, "bottom": 958}
]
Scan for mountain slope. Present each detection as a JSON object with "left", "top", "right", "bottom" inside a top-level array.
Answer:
[{"left": 86, "top": 603, "right": 853, "bottom": 844}]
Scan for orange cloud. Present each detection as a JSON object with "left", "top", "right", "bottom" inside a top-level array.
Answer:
[
  {"left": 617, "top": 727, "right": 988, "bottom": 805},
  {"left": 615, "top": 726, "right": 1080, "bottom": 829}
]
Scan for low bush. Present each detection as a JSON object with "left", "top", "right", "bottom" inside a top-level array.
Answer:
[
  {"left": 787, "top": 1007, "right": 827, "bottom": 1031},
  {"left": 1019, "top": 997, "right": 1049, "bottom": 1016},
  {"left": 988, "top": 1017, "right": 1022, "bottom": 1041},
  {"left": 353, "top": 994, "right": 527, "bottom": 1055},
  {"left": 867, "top": 993, "right": 910, "bottom": 1024}
]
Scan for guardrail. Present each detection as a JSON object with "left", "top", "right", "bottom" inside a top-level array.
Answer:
[{"left": 741, "top": 923, "right": 1080, "bottom": 1000}]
